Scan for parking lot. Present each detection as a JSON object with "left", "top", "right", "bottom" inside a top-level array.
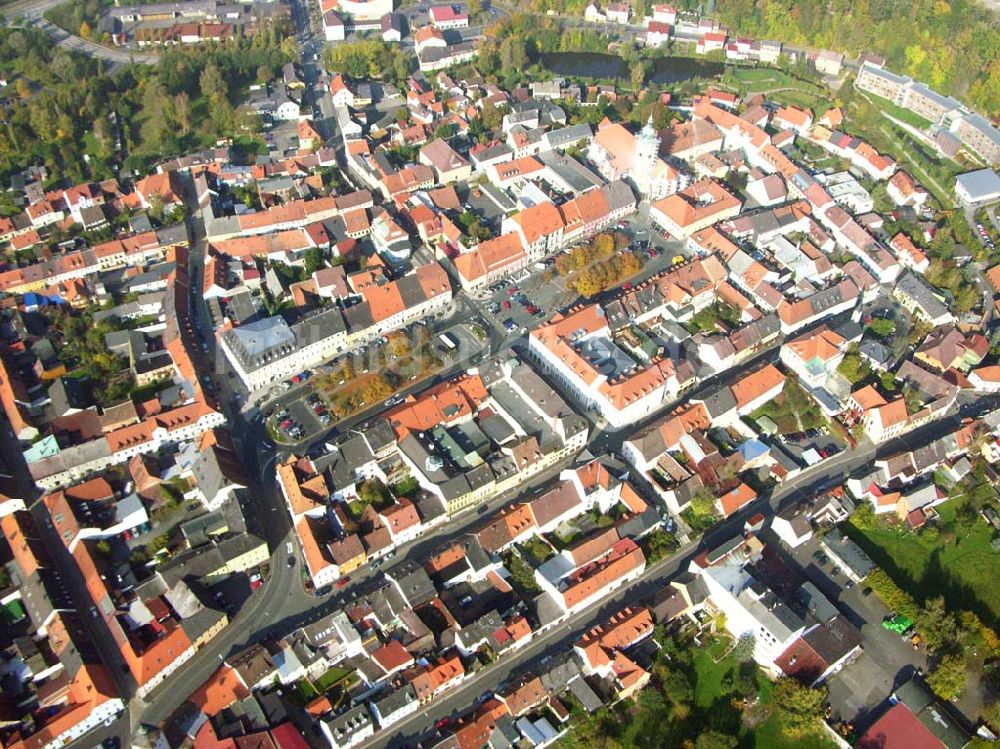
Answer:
[
  {"left": 468, "top": 206, "right": 689, "bottom": 338},
  {"left": 975, "top": 217, "right": 998, "bottom": 255},
  {"left": 776, "top": 426, "right": 844, "bottom": 465},
  {"left": 264, "top": 321, "right": 486, "bottom": 445},
  {"left": 765, "top": 529, "right": 931, "bottom": 725}
]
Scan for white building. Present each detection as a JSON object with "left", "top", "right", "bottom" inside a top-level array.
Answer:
[
  {"left": 779, "top": 327, "right": 847, "bottom": 389},
  {"left": 588, "top": 119, "right": 688, "bottom": 200},
  {"left": 814, "top": 50, "right": 844, "bottom": 76},
  {"left": 370, "top": 685, "right": 420, "bottom": 729},
  {"left": 323, "top": 10, "right": 345, "bottom": 41},
  {"left": 321, "top": 705, "right": 373, "bottom": 749},
  {"left": 771, "top": 510, "right": 813, "bottom": 548},
  {"left": 526, "top": 304, "right": 680, "bottom": 428},
  {"left": 955, "top": 168, "right": 1000, "bottom": 206},
  {"left": 327, "top": 0, "right": 393, "bottom": 21},
  {"left": 429, "top": 4, "right": 469, "bottom": 28},
  {"left": 701, "top": 565, "right": 806, "bottom": 671}
]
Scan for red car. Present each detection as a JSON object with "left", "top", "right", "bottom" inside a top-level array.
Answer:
[
  {"left": 250, "top": 578, "right": 263, "bottom": 590},
  {"left": 503, "top": 300, "right": 511, "bottom": 309},
  {"left": 336, "top": 577, "right": 350, "bottom": 588},
  {"left": 622, "top": 283, "right": 632, "bottom": 291},
  {"left": 507, "top": 286, "right": 518, "bottom": 296}
]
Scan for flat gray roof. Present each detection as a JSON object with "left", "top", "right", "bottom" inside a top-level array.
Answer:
[{"left": 956, "top": 168, "right": 1000, "bottom": 200}]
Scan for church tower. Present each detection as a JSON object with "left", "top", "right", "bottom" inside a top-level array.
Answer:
[{"left": 632, "top": 115, "right": 661, "bottom": 197}]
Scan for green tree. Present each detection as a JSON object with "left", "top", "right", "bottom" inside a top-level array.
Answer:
[
  {"left": 303, "top": 247, "right": 325, "bottom": 276},
  {"left": 434, "top": 123, "right": 455, "bottom": 140},
  {"left": 916, "top": 596, "right": 961, "bottom": 652},
  {"left": 661, "top": 666, "right": 694, "bottom": 706},
  {"left": 357, "top": 477, "right": 390, "bottom": 506},
  {"left": 14, "top": 77, "right": 31, "bottom": 99},
  {"left": 696, "top": 731, "right": 738, "bottom": 749},
  {"left": 926, "top": 653, "right": 967, "bottom": 701},
  {"left": 499, "top": 36, "right": 529, "bottom": 71},
  {"left": 982, "top": 698, "right": 1000, "bottom": 734},
  {"left": 868, "top": 318, "right": 896, "bottom": 338},
  {"left": 772, "top": 679, "right": 826, "bottom": 737},
  {"left": 630, "top": 60, "right": 650, "bottom": 90},
  {"left": 479, "top": 99, "right": 503, "bottom": 133},
  {"left": 173, "top": 92, "right": 191, "bottom": 137},
  {"left": 731, "top": 632, "right": 756, "bottom": 662},
  {"left": 690, "top": 489, "right": 718, "bottom": 520},
  {"left": 199, "top": 62, "right": 228, "bottom": 101}
]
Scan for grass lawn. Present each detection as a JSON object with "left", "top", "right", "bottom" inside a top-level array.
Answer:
[
  {"left": 729, "top": 67, "right": 820, "bottom": 93},
  {"left": 754, "top": 714, "right": 839, "bottom": 749},
  {"left": 751, "top": 378, "right": 823, "bottom": 433},
  {"left": 857, "top": 90, "right": 934, "bottom": 130},
  {"left": 314, "top": 666, "right": 353, "bottom": 693},
  {"left": 725, "top": 67, "right": 827, "bottom": 110},
  {"left": 293, "top": 679, "right": 319, "bottom": 704},
  {"left": 692, "top": 637, "right": 735, "bottom": 708},
  {"left": 519, "top": 536, "right": 555, "bottom": 565},
  {"left": 769, "top": 87, "right": 827, "bottom": 111},
  {"left": 845, "top": 498, "right": 1000, "bottom": 623}
]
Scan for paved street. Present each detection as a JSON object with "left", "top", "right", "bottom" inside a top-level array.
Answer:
[
  {"left": 131, "top": 133, "right": 1000, "bottom": 738},
  {"left": 1, "top": 1, "right": 991, "bottom": 746},
  {"left": 351, "top": 388, "right": 1000, "bottom": 749},
  {"left": 1, "top": 6, "right": 159, "bottom": 67}
]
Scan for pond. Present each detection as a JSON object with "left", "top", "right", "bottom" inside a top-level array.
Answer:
[{"left": 540, "top": 51, "right": 724, "bottom": 84}]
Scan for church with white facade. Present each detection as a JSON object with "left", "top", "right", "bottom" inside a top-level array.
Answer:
[{"left": 588, "top": 117, "right": 689, "bottom": 200}]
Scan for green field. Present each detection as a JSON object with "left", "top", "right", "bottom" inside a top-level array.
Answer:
[
  {"left": 725, "top": 67, "right": 827, "bottom": 110},
  {"left": 846, "top": 498, "right": 1000, "bottom": 624},
  {"left": 856, "top": 90, "right": 934, "bottom": 131}
]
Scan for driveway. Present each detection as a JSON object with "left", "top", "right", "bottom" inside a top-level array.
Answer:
[{"left": 762, "top": 529, "right": 929, "bottom": 725}]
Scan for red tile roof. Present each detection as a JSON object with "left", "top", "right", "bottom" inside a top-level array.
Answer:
[
  {"left": 189, "top": 665, "right": 250, "bottom": 716},
  {"left": 856, "top": 703, "right": 944, "bottom": 749},
  {"left": 372, "top": 639, "right": 415, "bottom": 674}
]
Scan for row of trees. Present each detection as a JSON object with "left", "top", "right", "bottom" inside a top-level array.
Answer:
[
  {"left": 923, "top": 216, "right": 984, "bottom": 314},
  {"left": 476, "top": 14, "right": 615, "bottom": 88},
  {"left": 48, "top": 307, "right": 135, "bottom": 404},
  {"left": 862, "top": 563, "right": 997, "bottom": 702},
  {"left": 551, "top": 231, "right": 644, "bottom": 297}
]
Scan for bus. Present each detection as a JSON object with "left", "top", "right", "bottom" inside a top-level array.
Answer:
[{"left": 439, "top": 332, "right": 458, "bottom": 350}]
